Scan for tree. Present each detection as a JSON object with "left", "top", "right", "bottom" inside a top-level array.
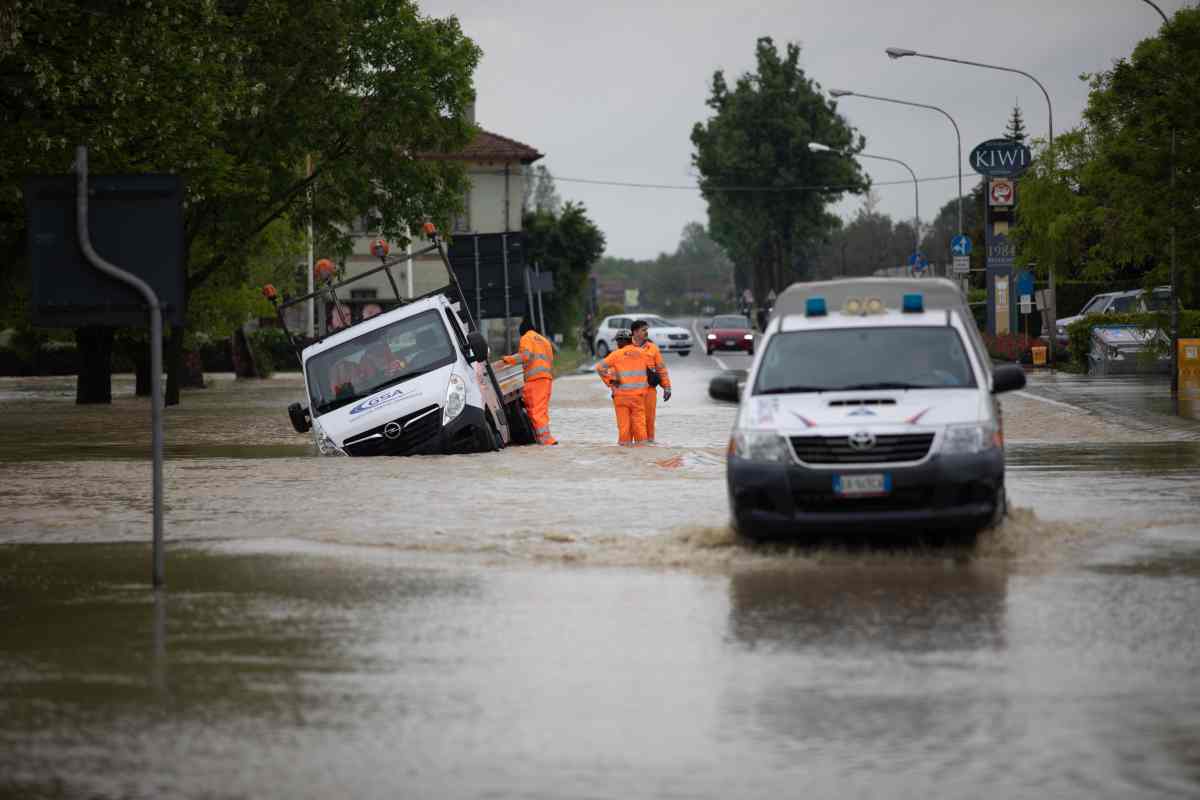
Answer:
[
  {"left": 1, "top": 0, "right": 481, "bottom": 403},
  {"left": 591, "top": 223, "right": 735, "bottom": 313},
  {"left": 1011, "top": 6, "right": 1200, "bottom": 304},
  {"left": 1004, "top": 104, "right": 1028, "bottom": 144},
  {"left": 522, "top": 202, "right": 605, "bottom": 343},
  {"left": 691, "top": 38, "right": 867, "bottom": 299},
  {"left": 523, "top": 164, "right": 562, "bottom": 216}
]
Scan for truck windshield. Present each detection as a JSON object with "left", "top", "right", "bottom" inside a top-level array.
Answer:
[
  {"left": 306, "top": 309, "right": 456, "bottom": 415},
  {"left": 754, "top": 326, "right": 977, "bottom": 394}
]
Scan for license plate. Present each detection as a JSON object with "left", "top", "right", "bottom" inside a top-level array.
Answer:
[
  {"left": 832, "top": 473, "right": 891, "bottom": 497},
  {"left": 724, "top": 339, "right": 735, "bottom": 346}
]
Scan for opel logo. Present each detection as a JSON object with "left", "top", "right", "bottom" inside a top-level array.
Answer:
[
  {"left": 383, "top": 421, "right": 403, "bottom": 440},
  {"left": 848, "top": 430, "right": 876, "bottom": 451}
]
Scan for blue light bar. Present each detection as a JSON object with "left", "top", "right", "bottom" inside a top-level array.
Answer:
[
  {"left": 902, "top": 293, "right": 924, "bottom": 313},
  {"left": 806, "top": 297, "right": 827, "bottom": 316}
]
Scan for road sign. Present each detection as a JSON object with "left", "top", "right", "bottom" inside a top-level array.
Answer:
[
  {"left": 908, "top": 252, "right": 929, "bottom": 272},
  {"left": 989, "top": 178, "right": 1015, "bottom": 206},
  {"left": 1016, "top": 270, "right": 1035, "bottom": 296},
  {"left": 953, "top": 255, "right": 970, "bottom": 274},
  {"left": 951, "top": 234, "right": 972, "bottom": 257},
  {"left": 969, "top": 138, "right": 1034, "bottom": 178},
  {"left": 1020, "top": 294, "right": 1032, "bottom": 314}
]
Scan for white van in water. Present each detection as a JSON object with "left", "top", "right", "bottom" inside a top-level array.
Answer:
[
  {"left": 710, "top": 278, "right": 1027, "bottom": 538},
  {"left": 268, "top": 227, "right": 533, "bottom": 457}
]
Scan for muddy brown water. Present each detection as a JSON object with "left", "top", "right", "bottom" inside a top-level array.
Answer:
[{"left": 2, "top": 361, "right": 1200, "bottom": 798}]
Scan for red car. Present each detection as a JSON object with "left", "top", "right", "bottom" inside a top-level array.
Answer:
[{"left": 704, "top": 314, "right": 755, "bottom": 355}]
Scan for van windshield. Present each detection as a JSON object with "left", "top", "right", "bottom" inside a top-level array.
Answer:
[
  {"left": 754, "top": 327, "right": 977, "bottom": 394},
  {"left": 306, "top": 309, "right": 456, "bottom": 415}
]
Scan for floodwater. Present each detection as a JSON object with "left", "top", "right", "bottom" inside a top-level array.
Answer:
[{"left": 3, "top": 348, "right": 1200, "bottom": 799}]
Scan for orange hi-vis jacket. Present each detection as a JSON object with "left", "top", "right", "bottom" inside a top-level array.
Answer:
[
  {"left": 597, "top": 345, "right": 651, "bottom": 395},
  {"left": 503, "top": 330, "right": 554, "bottom": 383},
  {"left": 636, "top": 341, "right": 671, "bottom": 391}
]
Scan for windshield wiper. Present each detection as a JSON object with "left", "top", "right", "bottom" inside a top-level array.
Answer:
[{"left": 757, "top": 385, "right": 827, "bottom": 394}]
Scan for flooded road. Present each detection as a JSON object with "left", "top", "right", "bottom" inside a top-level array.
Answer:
[{"left": 3, "top": 351, "right": 1200, "bottom": 798}]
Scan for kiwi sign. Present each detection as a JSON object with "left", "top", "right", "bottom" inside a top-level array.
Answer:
[{"left": 969, "top": 138, "right": 1033, "bottom": 178}]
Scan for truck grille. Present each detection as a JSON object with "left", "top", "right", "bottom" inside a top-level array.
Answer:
[
  {"left": 789, "top": 433, "right": 935, "bottom": 465},
  {"left": 343, "top": 404, "right": 441, "bottom": 456}
]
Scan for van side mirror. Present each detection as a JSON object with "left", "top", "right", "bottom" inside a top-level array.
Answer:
[
  {"left": 467, "top": 331, "right": 489, "bottom": 363},
  {"left": 708, "top": 372, "right": 741, "bottom": 403},
  {"left": 288, "top": 402, "right": 312, "bottom": 433},
  {"left": 992, "top": 364, "right": 1026, "bottom": 394}
]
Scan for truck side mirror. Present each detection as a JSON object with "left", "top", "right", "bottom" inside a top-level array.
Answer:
[
  {"left": 467, "top": 331, "right": 489, "bottom": 363},
  {"left": 708, "top": 372, "right": 741, "bottom": 403},
  {"left": 288, "top": 402, "right": 311, "bottom": 433},
  {"left": 992, "top": 364, "right": 1026, "bottom": 394}
]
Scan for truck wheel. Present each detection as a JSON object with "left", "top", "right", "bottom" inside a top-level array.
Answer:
[{"left": 486, "top": 411, "right": 503, "bottom": 451}]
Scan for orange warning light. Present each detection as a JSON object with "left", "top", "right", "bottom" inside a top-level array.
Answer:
[
  {"left": 371, "top": 238, "right": 390, "bottom": 258},
  {"left": 314, "top": 258, "right": 336, "bottom": 282},
  {"left": 262, "top": 284, "right": 277, "bottom": 300}
]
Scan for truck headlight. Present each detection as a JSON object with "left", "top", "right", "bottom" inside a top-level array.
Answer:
[
  {"left": 443, "top": 373, "right": 466, "bottom": 424},
  {"left": 313, "top": 421, "right": 344, "bottom": 456},
  {"left": 732, "top": 430, "right": 793, "bottom": 463},
  {"left": 942, "top": 423, "right": 999, "bottom": 455}
]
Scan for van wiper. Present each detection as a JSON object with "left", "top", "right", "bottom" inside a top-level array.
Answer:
[
  {"left": 757, "top": 385, "right": 826, "bottom": 394},
  {"left": 836, "top": 381, "right": 920, "bottom": 390}
]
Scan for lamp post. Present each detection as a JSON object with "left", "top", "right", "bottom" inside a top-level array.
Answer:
[
  {"left": 809, "top": 142, "right": 920, "bottom": 269},
  {"left": 829, "top": 89, "right": 963, "bottom": 238},
  {"left": 888, "top": 46, "right": 1057, "bottom": 364},
  {"left": 1140, "top": 0, "right": 1179, "bottom": 395}
]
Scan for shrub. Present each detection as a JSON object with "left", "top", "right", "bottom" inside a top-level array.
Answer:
[
  {"left": 250, "top": 327, "right": 300, "bottom": 372},
  {"left": 983, "top": 332, "right": 1037, "bottom": 364},
  {"left": 1065, "top": 310, "right": 1200, "bottom": 364}
]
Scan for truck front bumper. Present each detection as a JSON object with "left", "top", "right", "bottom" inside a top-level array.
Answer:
[
  {"left": 341, "top": 405, "right": 492, "bottom": 456},
  {"left": 727, "top": 450, "right": 1004, "bottom": 537}
]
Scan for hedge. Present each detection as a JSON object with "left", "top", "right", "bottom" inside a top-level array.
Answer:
[{"left": 1065, "top": 310, "right": 1200, "bottom": 364}]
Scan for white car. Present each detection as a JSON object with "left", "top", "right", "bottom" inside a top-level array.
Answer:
[
  {"left": 713, "top": 278, "right": 1026, "bottom": 540},
  {"left": 1054, "top": 290, "right": 1142, "bottom": 347},
  {"left": 593, "top": 314, "right": 692, "bottom": 357}
]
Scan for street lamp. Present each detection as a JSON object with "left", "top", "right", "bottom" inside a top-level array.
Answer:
[
  {"left": 1139, "top": 0, "right": 1179, "bottom": 395},
  {"left": 888, "top": 46, "right": 1057, "bottom": 364},
  {"left": 828, "top": 88, "right": 963, "bottom": 238},
  {"left": 809, "top": 142, "right": 920, "bottom": 267}
]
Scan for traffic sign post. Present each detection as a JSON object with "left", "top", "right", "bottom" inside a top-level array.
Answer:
[
  {"left": 908, "top": 252, "right": 929, "bottom": 275},
  {"left": 950, "top": 234, "right": 972, "bottom": 257},
  {"left": 952, "top": 256, "right": 970, "bottom": 274}
]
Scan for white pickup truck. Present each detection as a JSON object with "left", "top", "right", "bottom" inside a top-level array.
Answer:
[{"left": 266, "top": 227, "right": 534, "bottom": 457}]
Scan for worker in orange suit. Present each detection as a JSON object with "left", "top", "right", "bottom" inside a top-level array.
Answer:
[
  {"left": 596, "top": 328, "right": 650, "bottom": 446},
  {"left": 630, "top": 319, "right": 671, "bottom": 443},
  {"left": 502, "top": 318, "right": 557, "bottom": 445}
]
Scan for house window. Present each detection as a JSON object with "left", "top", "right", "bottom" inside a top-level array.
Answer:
[{"left": 453, "top": 189, "right": 471, "bottom": 232}]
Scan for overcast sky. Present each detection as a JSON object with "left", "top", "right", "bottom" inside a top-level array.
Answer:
[{"left": 421, "top": 0, "right": 1186, "bottom": 260}]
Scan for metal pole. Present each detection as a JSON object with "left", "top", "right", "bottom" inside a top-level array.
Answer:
[
  {"left": 1141, "top": 0, "right": 1179, "bottom": 394},
  {"left": 306, "top": 154, "right": 314, "bottom": 339},
  {"left": 502, "top": 233, "right": 512, "bottom": 352},
  {"left": 831, "top": 91, "right": 963, "bottom": 235},
  {"left": 890, "top": 48, "right": 1055, "bottom": 362},
  {"left": 473, "top": 235, "right": 482, "bottom": 323},
  {"left": 536, "top": 263, "right": 547, "bottom": 335},
  {"left": 75, "top": 146, "right": 165, "bottom": 588}
]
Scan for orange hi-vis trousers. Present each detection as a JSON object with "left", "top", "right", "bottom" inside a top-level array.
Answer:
[
  {"left": 642, "top": 390, "right": 658, "bottom": 441},
  {"left": 612, "top": 392, "right": 647, "bottom": 445},
  {"left": 522, "top": 378, "right": 556, "bottom": 445}
]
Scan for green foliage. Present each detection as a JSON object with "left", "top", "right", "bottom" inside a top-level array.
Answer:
[
  {"left": 1064, "top": 310, "right": 1200, "bottom": 363},
  {"left": 522, "top": 202, "right": 606, "bottom": 343},
  {"left": 250, "top": 327, "right": 300, "bottom": 373},
  {"left": 691, "top": 38, "right": 867, "bottom": 297},
  {"left": 1004, "top": 105, "right": 1028, "bottom": 144},
  {"left": 1, "top": 0, "right": 481, "bottom": 393},
  {"left": 1011, "top": 7, "right": 1200, "bottom": 305},
  {"left": 593, "top": 222, "right": 735, "bottom": 313},
  {"left": 597, "top": 302, "right": 624, "bottom": 319}
]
